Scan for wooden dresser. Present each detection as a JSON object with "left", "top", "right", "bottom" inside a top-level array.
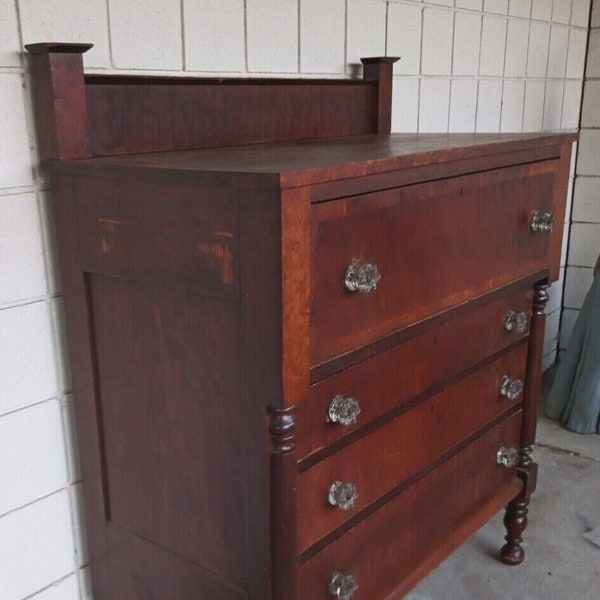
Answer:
[{"left": 26, "top": 43, "right": 576, "bottom": 600}]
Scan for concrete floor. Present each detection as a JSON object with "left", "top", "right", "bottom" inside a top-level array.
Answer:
[{"left": 406, "top": 374, "right": 600, "bottom": 600}]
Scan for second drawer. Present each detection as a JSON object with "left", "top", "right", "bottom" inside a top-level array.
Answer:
[{"left": 297, "top": 344, "right": 527, "bottom": 552}]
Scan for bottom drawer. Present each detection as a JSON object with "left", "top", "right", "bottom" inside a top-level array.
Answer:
[{"left": 299, "top": 411, "right": 523, "bottom": 600}]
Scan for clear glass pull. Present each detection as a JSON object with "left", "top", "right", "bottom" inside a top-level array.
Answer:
[
  {"left": 499, "top": 376, "right": 524, "bottom": 401},
  {"left": 497, "top": 446, "right": 519, "bottom": 468},
  {"left": 328, "top": 481, "right": 359, "bottom": 511},
  {"left": 530, "top": 210, "right": 554, "bottom": 233},
  {"left": 344, "top": 260, "right": 381, "bottom": 293},
  {"left": 328, "top": 395, "right": 361, "bottom": 427},
  {"left": 504, "top": 310, "right": 529, "bottom": 334},
  {"left": 328, "top": 571, "right": 358, "bottom": 600}
]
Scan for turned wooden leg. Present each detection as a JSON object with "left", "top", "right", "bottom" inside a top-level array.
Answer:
[{"left": 501, "top": 282, "right": 548, "bottom": 565}]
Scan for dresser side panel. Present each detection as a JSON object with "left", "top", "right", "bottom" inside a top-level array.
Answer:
[{"left": 52, "top": 172, "right": 271, "bottom": 599}]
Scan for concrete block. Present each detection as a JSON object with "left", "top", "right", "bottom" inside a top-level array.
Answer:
[
  {"left": 19, "top": 0, "right": 110, "bottom": 68},
  {"left": 346, "top": 0, "right": 386, "bottom": 68},
  {"left": 456, "top": 0, "right": 483, "bottom": 9},
  {"left": 542, "top": 348, "right": 558, "bottom": 372},
  {"left": 581, "top": 81, "right": 600, "bottom": 127},
  {"left": 543, "top": 80, "right": 564, "bottom": 130},
  {"left": 388, "top": 3, "right": 423, "bottom": 76},
  {"left": 509, "top": 0, "right": 532, "bottom": 17},
  {"left": 449, "top": 79, "right": 478, "bottom": 133},
  {"left": 453, "top": 11, "right": 482, "bottom": 76},
  {"left": 391, "top": 78, "right": 419, "bottom": 133},
  {"left": 592, "top": 0, "right": 600, "bottom": 27},
  {"left": 547, "top": 266, "right": 566, "bottom": 314},
  {"left": 547, "top": 25, "right": 569, "bottom": 78},
  {"left": 70, "top": 483, "right": 89, "bottom": 568},
  {"left": 568, "top": 222, "right": 600, "bottom": 267},
  {"left": 61, "top": 395, "right": 80, "bottom": 483},
  {"left": 0, "top": 0, "right": 21, "bottom": 67},
  {"left": 476, "top": 79, "right": 502, "bottom": 132},
  {"left": 572, "top": 177, "right": 600, "bottom": 223},
  {"left": 183, "top": 0, "right": 245, "bottom": 72},
  {"left": 421, "top": 7, "right": 454, "bottom": 75},
  {"left": 561, "top": 214, "right": 570, "bottom": 266},
  {"left": 571, "top": 0, "right": 591, "bottom": 26},
  {"left": 531, "top": 0, "right": 553, "bottom": 21},
  {"left": 566, "top": 28, "right": 589, "bottom": 79},
  {"left": 585, "top": 30, "right": 600, "bottom": 78},
  {"left": 552, "top": 0, "right": 573, "bottom": 24},
  {"left": 544, "top": 307, "right": 561, "bottom": 354},
  {"left": 428, "top": 0, "right": 453, "bottom": 6},
  {"left": 500, "top": 80, "right": 525, "bottom": 131},
  {"left": 28, "top": 574, "right": 80, "bottom": 600},
  {"left": 479, "top": 15, "right": 507, "bottom": 76},
  {"left": 504, "top": 19, "right": 529, "bottom": 77},
  {"left": 0, "top": 74, "right": 34, "bottom": 189},
  {"left": 300, "top": 0, "right": 345, "bottom": 74},
  {"left": 527, "top": 21, "right": 551, "bottom": 77},
  {"left": 419, "top": 79, "right": 450, "bottom": 133},
  {"left": 0, "top": 192, "right": 46, "bottom": 306},
  {"left": 564, "top": 266, "right": 594, "bottom": 309},
  {"left": 0, "top": 301, "right": 58, "bottom": 415},
  {"left": 561, "top": 80, "right": 583, "bottom": 129},
  {"left": 522, "top": 80, "right": 545, "bottom": 132},
  {"left": 576, "top": 130, "right": 600, "bottom": 176},
  {"left": 484, "top": 0, "right": 508, "bottom": 14},
  {"left": 0, "top": 491, "right": 76, "bottom": 600},
  {"left": 0, "top": 399, "right": 68, "bottom": 515},
  {"left": 109, "top": 0, "right": 182, "bottom": 70}
]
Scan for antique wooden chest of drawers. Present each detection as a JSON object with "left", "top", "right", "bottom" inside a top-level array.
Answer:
[{"left": 27, "top": 43, "right": 576, "bottom": 599}]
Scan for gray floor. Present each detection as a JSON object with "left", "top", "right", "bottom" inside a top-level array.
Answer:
[{"left": 406, "top": 373, "right": 600, "bottom": 600}]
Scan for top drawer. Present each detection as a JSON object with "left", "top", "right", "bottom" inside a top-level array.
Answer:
[{"left": 310, "top": 161, "right": 557, "bottom": 365}]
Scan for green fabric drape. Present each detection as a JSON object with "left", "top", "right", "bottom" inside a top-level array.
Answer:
[{"left": 546, "top": 271, "right": 600, "bottom": 433}]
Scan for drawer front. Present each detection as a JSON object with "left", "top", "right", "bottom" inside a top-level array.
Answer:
[
  {"left": 297, "top": 345, "right": 527, "bottom": 552},
  {"left": 298, "top": 411, "right": 523, "bottom": 599},
  {"left": 298, "top": 288, "right": 532, "bottom": 459},
  {"left": 310, "top": 161, "right": 556, "bottom": 365}
]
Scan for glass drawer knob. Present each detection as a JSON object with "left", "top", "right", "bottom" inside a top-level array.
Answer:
[
  {"left": 499, "top": 376, "right": 524, "bottom": 401},
  {"left": 328, "top": 395, "right": 361, "bottom": 427},
  {"left": 530, "top": 210, "right": 554, "bottom": 233},
  {"left": 504, "top": 310, "right": 529, "bottom": 334},
  {"left": 497, "top": 446, "right": 519, "bottom": 469},
  {"left": 328, "top": 571, "right": 358, "bottom": 599},
  {"left": 344, "top": 260, "right": 381, "bottom": 293},
  {"left": 328, "top": 481, "right": 359, "bottom": 511}
]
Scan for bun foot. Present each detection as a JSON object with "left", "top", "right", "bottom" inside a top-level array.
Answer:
[{"left": 500, "top": 542, "right": 524, "bottom": 565}]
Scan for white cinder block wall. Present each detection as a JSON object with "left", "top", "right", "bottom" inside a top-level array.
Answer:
[
  {"left": 0, "top": 1, "right": 593, "bottom": 598},
  {"left": 561, "top": 0, "right": 600, "bottom": 352}
]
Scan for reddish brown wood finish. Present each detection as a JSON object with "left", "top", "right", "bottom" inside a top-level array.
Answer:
[
  {"left": 26, "top": 44, "right": 577, "bottom": 600},
  {"left": 299, "top": 287, "right": 532, "bottom": 460},
  {"left": 297, "top": 346, "right": 527, "bottom": 552},
  {"left": 25, "top": 43, "right": 92, "bottom": 161},
  {"left": 299, "top": 412, "right": 523, "bottom": 598},
  {"left": 501, "top": 282, "right": 549, "bottom": 565},
  {"left": 310, "top": 161, "right": 557, "bottom": 364},
  {"left": 361, "top": 57, "right": 399, "bottom": 134}
]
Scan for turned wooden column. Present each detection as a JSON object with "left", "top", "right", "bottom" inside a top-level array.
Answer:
[
  {"left": 501, "top": 281, "right": 549, "bottom": 565},
  {"left": 269, "top": 405, "right": 298, "bottom": 600}
]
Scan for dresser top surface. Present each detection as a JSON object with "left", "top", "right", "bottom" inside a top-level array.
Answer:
[{"left": 53, "top": 131, "right": 576, "bottom": 189}]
